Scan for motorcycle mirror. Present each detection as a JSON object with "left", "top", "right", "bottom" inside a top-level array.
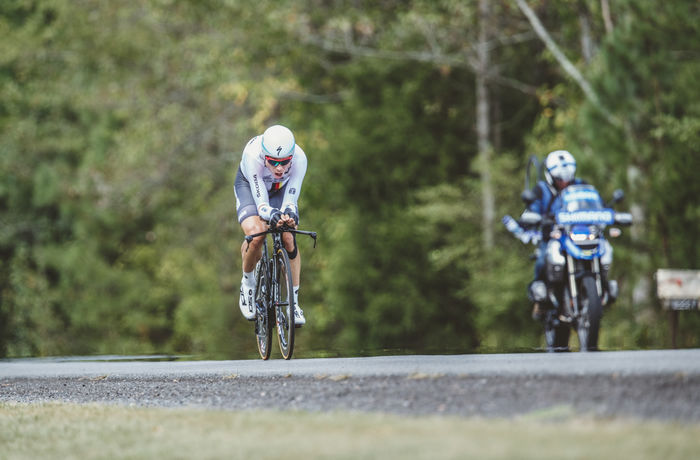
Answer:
[
  {"left": 614, "top": 212, "right": 633, "bottom": 226},
  {"left": 609, "top": 227, "right": 622, "bottom": 238},
  {"left": 521, "top": 189, "right": 536, "bottom": 204},
  {"left": 607, "top": 189, "right": 625, "bottom": 206}
]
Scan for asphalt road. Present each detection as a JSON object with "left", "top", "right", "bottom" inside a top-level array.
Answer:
[{"left": 2, "top": 349, "right": 700, "bottom": 421}]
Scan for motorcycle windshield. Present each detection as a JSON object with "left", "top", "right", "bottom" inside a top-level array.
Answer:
[{"left": 555, "top": 185, "right": 615, "bottom": 225}]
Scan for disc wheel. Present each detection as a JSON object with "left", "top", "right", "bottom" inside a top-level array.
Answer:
[{"left": 274, "top": 247, "right": 295, "bottom": 360}]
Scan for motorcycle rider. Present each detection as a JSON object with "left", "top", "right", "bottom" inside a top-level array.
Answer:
[
  {"left": 503, "top": 150, "right": 585, "bottom": 319},
  {"left": 235, "top": 124, "right": 308, "bottom": 326}
]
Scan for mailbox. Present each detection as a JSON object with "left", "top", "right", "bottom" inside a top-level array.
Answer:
[
  {"left": 656, "top": 269, "right": 700, "bottom": 348},
  {"left": 656, "top": 269, "right": 700, "bottom": 310}
]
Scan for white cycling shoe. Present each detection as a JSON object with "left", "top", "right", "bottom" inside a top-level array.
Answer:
[
  {"left": 294, "top": 305, "right": 306, "bottom": 327},
  {"left": 239, "top": 282, "right": 255, "bottom": 321}
]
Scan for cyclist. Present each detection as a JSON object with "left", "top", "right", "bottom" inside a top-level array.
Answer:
[
  {"left": 504, "top": 149, "right": 585, "bottom": 319},
  {"left": 235, "top": 124, "right": 307, "bottom": 326}
]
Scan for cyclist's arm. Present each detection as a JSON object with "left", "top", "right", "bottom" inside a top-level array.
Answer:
[
  {"left": 281, "top": 148, "right": 307, "bottom": 216},
  {"left": 241, "top": 139, "right": 276, "bottom": 221}
]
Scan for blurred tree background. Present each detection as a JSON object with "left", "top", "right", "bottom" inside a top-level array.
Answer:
[{"left": 1, "top": 0, "right": 698, "bottom": 358}]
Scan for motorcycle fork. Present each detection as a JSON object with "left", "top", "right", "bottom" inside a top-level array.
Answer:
[
  {"left": 566, "top": 254, "right": 579, "bottom": 316},
  {"left": 592, "top": 257, "right": 603, "bottom": 297},
  {"left": 567, "top": 257, "right": 603, "bottom": 317}
]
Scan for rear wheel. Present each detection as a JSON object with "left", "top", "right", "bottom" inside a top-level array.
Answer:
[
  {"left": 578, "top": 275, "right": 603, "bottom": 351},
  {"left": 254, "top": 260, "right": 272, "bottom": 360},
  {"left": 274, "top": 247, "right": 295, "bottom": 360}
]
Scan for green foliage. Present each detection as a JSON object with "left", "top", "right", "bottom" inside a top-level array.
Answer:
[
  {"left": 571, "top": 0, "right": 700, "bottom": 347},
  {"left": 0, "top": 0, "right": 270, "bottom": 356},
  {"left": 522, "top": 0, "right": 700, "bottom": 348},
  {"left": 305, "top": 57, "right": 481, "bottom": 352},
  {"left": 1, "top": 0, "right": 698, "bottom": 357}
]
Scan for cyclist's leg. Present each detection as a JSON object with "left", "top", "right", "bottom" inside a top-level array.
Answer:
[
  {"left": 266, "top": 187, "right": 299, "bottom": 283},
  {"left": 236, "top": 168, "right": 267, "bottom": 320},
  {"left": 238, "top": 216, "right": 266, "bottom": 320},
  {"left": 282, "top": 231, "right": 305, "bottom": 325},
  {"left": 240, "top": 215, "right": 267, "bottom": 271},
  {"left": 282, "top": 232, "right": 300, "bottom": 286},
  {"left": 268, "top": 184, "right": 305, "bottom": 324},
  {"left": 235, "top": 167, "right": 267, "bottom": 272},
  {"left": 268, "top": 182, "right": 299, "bottom": 285}
]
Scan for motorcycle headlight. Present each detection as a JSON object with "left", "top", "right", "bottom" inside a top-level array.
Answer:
[
  {"left": 569, "top": 225, "right": 600, "bottom": 242},
  {"left": 570, "top": 232, "right": 588, "bottom": 242}
]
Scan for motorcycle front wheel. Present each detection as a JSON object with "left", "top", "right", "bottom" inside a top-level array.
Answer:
[{"left": 578, "top": 275, "right": 603, "bottom": 351}]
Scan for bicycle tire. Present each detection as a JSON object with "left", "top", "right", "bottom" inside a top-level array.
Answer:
[
  {"left": 254, "top": 259, "right": 273, "bottom": 360},
  {"left": 274, "top": 246, "right": 295, "bottom": 360}
]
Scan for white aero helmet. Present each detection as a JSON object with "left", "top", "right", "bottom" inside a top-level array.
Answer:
[
  {"left": 544, "top": 150, "right": 576, "bottom": 186},
  {"left": 261, "top": 124, "right": 295, "bottom": 159}
]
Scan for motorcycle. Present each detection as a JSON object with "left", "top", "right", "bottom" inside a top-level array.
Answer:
[{"left": 505, "top": 157, "right": 633, "bottom": 352}]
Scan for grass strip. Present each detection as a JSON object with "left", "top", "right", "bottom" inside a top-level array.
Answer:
[{"left": 1, "top": 402, "right": 699, "bottom": 459}]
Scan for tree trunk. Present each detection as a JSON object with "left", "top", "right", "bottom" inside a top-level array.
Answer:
[
  {"left": 516, "top": 0, "right": 620, "bottom": 128},
  {"left": 477, "top": 0, "right": 494, "bottom": 249},
  {"left": 601, "top": 0, "right": 614, "bottom": 34},
  {"left": 578, "top": 6, "right": 594, "bottom": 63}
]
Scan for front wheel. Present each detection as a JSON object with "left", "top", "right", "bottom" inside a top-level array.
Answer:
[
  {"left": 274, "top": 247, "right": 295, "bottom": 360},
  {"left": 578, "top": 275, "right": 603, "bottom": 351},
  {"left": 254, "top": 260, "right": 273, "bottom": 360}
]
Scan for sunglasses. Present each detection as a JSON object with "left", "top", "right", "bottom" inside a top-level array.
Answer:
[{"left": 265, "top": 155, "right": 293, "bottom": 167}]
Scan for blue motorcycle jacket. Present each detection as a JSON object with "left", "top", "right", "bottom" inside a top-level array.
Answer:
[{"left": 528, "top": 178, "right": 586, "bottom": 216}]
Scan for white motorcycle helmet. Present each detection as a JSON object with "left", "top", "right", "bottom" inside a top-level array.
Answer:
[
  {"left": 261, "top": 125, "right": 295, "bottom": 159},
  {"left": 544, "top": 150, "right": 576, "bottom": 187}
]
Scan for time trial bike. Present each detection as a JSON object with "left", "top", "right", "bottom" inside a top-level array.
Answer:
[{"left": 245, "top": 225, "right": 317, "bottom": 360}]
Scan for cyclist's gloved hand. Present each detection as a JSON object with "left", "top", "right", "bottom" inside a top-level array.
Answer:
[
  {"left": 269, "top": 208, "right": 283, "bottom": 227},
  {"left": 283, "top": 207, "right": 299, "bottom": 226}
]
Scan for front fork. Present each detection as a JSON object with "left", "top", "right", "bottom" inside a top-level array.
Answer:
[
  {"left": 593, "top": 257, "right": 603, "bottom": 297},
  {"left": 566, "top": 254, "right": 579, "bottom": 317},
  {"left": 565, "top": 255, "right": 604, "bottom": 318},
  {"left": 255, "top": 241, "right": 271, "bottom": 323}
]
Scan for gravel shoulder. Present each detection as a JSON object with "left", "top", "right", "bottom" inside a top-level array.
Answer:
[
  {"left": 2, "top": 372, "right": 699, "bottom": 422},
  {"left": 4, "top": 350, "right": 700, "bottom": 422}
]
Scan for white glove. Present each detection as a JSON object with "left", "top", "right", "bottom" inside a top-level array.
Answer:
[{"left": 518, "top": 230, "right": 541, "bottom": 245}]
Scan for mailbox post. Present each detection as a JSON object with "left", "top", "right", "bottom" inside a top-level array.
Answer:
[{"left": 656, "top": 269, "right": 700, "bottom": 348}]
